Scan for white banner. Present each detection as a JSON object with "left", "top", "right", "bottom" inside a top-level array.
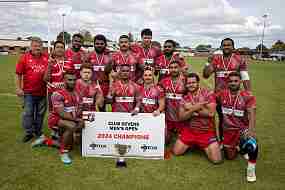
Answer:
[{"left": 82, "top": 112, "right": 165, "bottom": 159}]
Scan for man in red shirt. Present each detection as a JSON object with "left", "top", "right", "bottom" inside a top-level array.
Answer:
[
  {"left": 159, "top": 61, "right": 186, "bottom": 144},
  {"left": 48, "top": 70, "right": 84, "bottom": 164},
  {"left": 112, "top": 35, "right": 139, "bottom": 82},
  {"left": 172, "top": 73, "right": 222, "bottom": 164},
  {"left": 65, "top": 33, "right": 87, "bottom": 79},
  {"left": 131, "top": 28, "right": 162, "bottom": 84},
  {"left": 155, "top": 39, "right": 186, "bottom": 81},
  {"left": 15, "top": 37, "right": 48, "bottom": 143},
  {"left": 216, "top": 71, "right": 258, "bottom": 182},
  {"left": 140, "top": 67, "right": 165, "bottom": 115},
  {"left": 75, "top": 63, "right": 104, "bottom": 115},
  {"left": 106, "top": 64, "right": 141, "bottom": 167},
  {"left": 107, "top": 64, "right": 141, "bottom": 114},
  {"left": 203, "top": 38, "right": 251, "bottom": 140},
  {"left": 87, "top": 34, "right": 112, "bottom": 111},
  {"left": 44, "top": 41, "right": 71, "bottom": 111}
]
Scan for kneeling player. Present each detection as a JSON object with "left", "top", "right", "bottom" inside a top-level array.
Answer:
[
  {"left": 48, "top": 70, "right": 84, "bottom": 164},
  {"left": 216, "top": 71, "right": 258, "bottom": 182},
  {"left": 140, "top": 67, "right": 165, "bottom": 116},
  {"left": 172, "top": 73, "right": 222, "bottom": 164},
  {"left": 75, "top": 63, "right": 104, "bottom": 114}
]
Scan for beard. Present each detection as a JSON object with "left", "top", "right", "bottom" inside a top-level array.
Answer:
[
  {"left": 164, "top": 51, "right": 173, "bottom": 57},
  {"left": 95, "top": 47, "right": 105, "bottom": 54},
  {"left": 229, "top": 85, "right": 240, "bottom": 92}
]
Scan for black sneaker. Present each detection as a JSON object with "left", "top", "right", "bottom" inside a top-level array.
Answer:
[
  {"left": 22, "top": 134, "right": 34, "bottom": 143},
  {"left": 116, "top": 160, "right": 127, "bottom": 168}
]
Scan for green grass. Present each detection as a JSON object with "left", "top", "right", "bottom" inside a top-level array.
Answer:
[{"left": 0, "top": 55, "right": 284, "bottom": 190}]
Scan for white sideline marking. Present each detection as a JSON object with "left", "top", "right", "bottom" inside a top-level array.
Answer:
[{"left": 0, "top": 93, "right": 17, "bottom": 97}]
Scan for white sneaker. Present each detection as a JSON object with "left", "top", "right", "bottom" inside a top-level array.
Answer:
[
  {"left": 60, "top": 153, "right": 72, "bottom": 165},
  {"left": 31, "top": 135, "right": 46, "bottom": 148},
  {"left": 247, "top": 166, "right": 256, "bottom": 182}
]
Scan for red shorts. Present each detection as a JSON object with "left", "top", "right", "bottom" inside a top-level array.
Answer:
[
  {"left": 166, "top": 120, "right": 185, "bottom": 133},
  {"left": 223, "top": 130, "right": 240, "bottom": 148},
  {"left": 48, "top": 114, "right": 60, "bottom": 129},
  {"left": 179, "top": 128, "right": 218, "bottom": 149},
  {"left": 100, "top": 83, "right": 110, "bottom": 97}
]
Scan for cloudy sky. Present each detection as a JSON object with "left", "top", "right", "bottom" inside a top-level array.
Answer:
[{"left": 0, "top": 0, "right": 284, "bottom": 48}]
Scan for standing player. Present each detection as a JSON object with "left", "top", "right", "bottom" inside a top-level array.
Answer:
[
  {"left": 159, "top": 61, "right": 186, "bottom": 144},
  {"left": 65, "top": 33, "right": 87, "bottom": 79},
  {"left": 172, "top": 73, "right": 222, "bottom": 164},
  {"left": 87, "top": 34, "right": 112, "bottom": 110},
  {"left": 75, "top": 63, "right": 104, "bottom": 115},
  {"left": 44, "top": 41, "right": 70, "bottom": 110},
  {"left": 106, "top": 64, "right": 141, "bottom": 167},
  {"left": 107, "top": 64, "right": 141, "bottom": 114},
  {"left": 203, "top": 38, "right": 251, "bottom": 139},
  {"left": 131, "top": 28, "right": 162, "bottom": 83},
  {"left": 48, "top": 70, "right": 84, "bottom": 164},
  {"left": 155, "top": 39, "right": 186, "bottom": 81},
  {"left": 216, "top": 72, "right": 258, "bottom": 182},
  {"left": 203, "top": 38, "right": 251, "bottom": 91},
  {"left": 112, "top": 35, "right": 138, "bottom": 82},
  {"left": 15, "top": 37, "right": 48, "bottom": 143},
  {"left": 140, "top": 67, "right": 165, "bottom": 116}
]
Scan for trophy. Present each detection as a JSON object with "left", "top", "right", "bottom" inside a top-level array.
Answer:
[{"left": 114, "top": 144, "right": 131, "bottom": 168}]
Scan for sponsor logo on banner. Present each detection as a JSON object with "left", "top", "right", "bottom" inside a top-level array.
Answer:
[
  {"left": 140, "top": 144, "right": 158, "bottom": 152},
  {"left": 89, "top": 143, "right": 107, "bottom": 150}
]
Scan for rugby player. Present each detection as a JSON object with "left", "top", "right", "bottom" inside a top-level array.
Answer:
[
  {"left": 131, "top": 28, "right": 162, "bottom": 83},
  {"left": 172, "top": 73, "right": 222, "bottom": 164},
  {"left": 48, "top": 70, "right": 84, "bottom": 164},
  {"left": 216, "top": 71, "right": 258, "bottom": 182},
  {"left": 140, "top": 67, "right": 165, "bottom": 116},
  {"left": 159, "top": 61, "right": 186, "bottom": 144},
  {"left": 65, "top": 33, "right": 87, "bottom": 79},
  {"left": 112, "top": 35, "right": 139, "bottom": 82},
  {"left": 106, "top": 64, "right": 141, "bottom": 167},
  {"left": 203, "top": 38, "right": 251, "bottom": 140},
  {"left": 87, "top": 34, "right": 112, "bottom": 111},
  {"left": 155, "top": 39, "right": 186, "bottom": 81}
]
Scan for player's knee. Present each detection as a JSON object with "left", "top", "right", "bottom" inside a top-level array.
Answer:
[
  {"left": 172, "top": 147, "right": 184, "bottom": 156},
  {"left": 172, "top": 150, "right": 183, "bottom": 156}
]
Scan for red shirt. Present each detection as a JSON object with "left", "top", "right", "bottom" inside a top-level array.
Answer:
[
  {"left": 155, "top": 53, "right": 186, "bottom": 81},
  {"left": 159, "top": 75, "right": 186, "bottom": 121},
  {"left": 112, "top": 51, "right": 138, "bottom": 81},
  {"left": 210, "top": 53, "right": 248, "bottom": 92},
  {"left": 16, "top": 51, "right": 48, "bottom": 96},
  {"left": 181, "top": 88, "right": 216, "bottom": 130},
  {"left": 47, "top": 59, "right": 72, "bottom": 93},
  {"left": 131, "top": 43, "right": 162, "bottom": 81},
  {"left": 65, "top": 48, "right": 86, "bottom": 78},
  {"left": 216, "top": 89, "right": 256, "bottom": 131},
  {"left": 140, "top": 84, "right": 164, "bottom": 113},
  {"left": 87, "top": 50, "right": 112, "bottom": 82},
  {"left": 49, "top": 88, "right": 79, "bottom": 121},
  {"left": 75, "top": 79, "right": 103, "bottom": 112},
  {"left": 110, "top": 80, "right": 141, "bottom": 112}
]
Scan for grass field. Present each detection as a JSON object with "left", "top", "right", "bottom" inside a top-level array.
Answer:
[{"left": 0, "top": 55, "right": 284, "bottom": 190}]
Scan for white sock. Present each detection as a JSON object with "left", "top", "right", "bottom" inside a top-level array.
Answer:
[
  {"left": 248, "top": 162, "right": 256, "bottom": 169},
  {"left": 118, "top": 158, "right": 125, "bottom": 162}
]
